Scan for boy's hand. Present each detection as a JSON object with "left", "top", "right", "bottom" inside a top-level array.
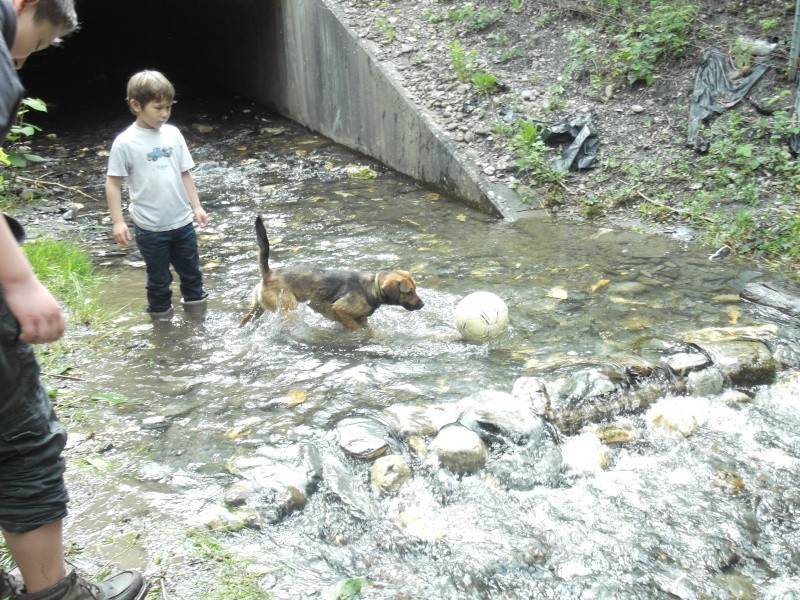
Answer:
[
  {"left": 5, "top": 277, "right": 66, "bottom": 344},
  {"left": 113, "top": 221, "right": 132, "bottom": 245},
  {"left": 194, "top": 207, "right": 209, "bottom": 228}
]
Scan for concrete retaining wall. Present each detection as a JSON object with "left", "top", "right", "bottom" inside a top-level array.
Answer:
[{"left": 198, "top": 0, "right": 530, "bottom": 219}]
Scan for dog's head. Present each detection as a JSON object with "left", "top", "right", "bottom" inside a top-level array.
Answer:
[{"left": 379, "top": 271, "right": 424, "bottom": 311}]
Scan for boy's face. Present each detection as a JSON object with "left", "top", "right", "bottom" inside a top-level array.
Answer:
[
  {"left": 10, "top": 1, "right": 65, "bottom": 69},
  {"left": 131, "top": 97, "right": 174, "bottom": 130}
]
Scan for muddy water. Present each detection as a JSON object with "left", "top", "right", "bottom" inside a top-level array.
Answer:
[{"left": 52, "top": 102, "right": 800, "bottom": 599}]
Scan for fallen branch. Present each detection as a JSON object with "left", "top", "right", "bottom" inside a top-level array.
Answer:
[
  {"left": 15, "top": 175, "right": 100, "bottom": 203},
  {"left": 634, "top": 188, "right": 714, "bottom": 223}
]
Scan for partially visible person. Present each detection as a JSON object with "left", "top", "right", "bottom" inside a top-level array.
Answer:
[
  {"left": 1, "top": 1, "right": 149, "bottom": 598},
  {"left": 106, "top": 69, "right": 209, "bottom": 321}
]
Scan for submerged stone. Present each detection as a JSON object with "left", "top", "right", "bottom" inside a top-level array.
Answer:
[
  {"left": 431, "top": 425, "right": 487, "bottom": 474},
  {"left": 690, "top": 340, "right": 776, "bottom": 386},
  {"left": 336, "top": 416, "right": 394, "bottom": 459},
  {"left": 370, "top": 455, "right": 411, "bottom": 493}
]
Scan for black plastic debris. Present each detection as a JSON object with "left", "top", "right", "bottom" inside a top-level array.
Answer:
[
  {"left": 542, "top": 112, "right": 599, "bottom": 171},
  {"left": 687, "top": 48, "right": 771, "bottom": 153}
]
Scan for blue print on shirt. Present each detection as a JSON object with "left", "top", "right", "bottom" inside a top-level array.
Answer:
[{"left": 147, "top": 146, "right": 173, "bottom": 162}]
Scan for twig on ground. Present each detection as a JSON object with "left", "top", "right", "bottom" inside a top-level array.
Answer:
[
  {"left": 15, "top": 175, "right": 100, "bottom": 203},
  {"left": 634, "top": 188, "right": 714, "bottom": 223}
]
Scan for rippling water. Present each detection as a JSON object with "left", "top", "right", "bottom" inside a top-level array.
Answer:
[{"left": 58, "top": 100, "right": 800, "bottom": 599}]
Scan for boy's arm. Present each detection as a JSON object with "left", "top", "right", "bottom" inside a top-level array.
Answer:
[
  {"left": 182, "top": 170, "right": 208, "bottom": 227},
  {"left": 105, "top": 175, "right": 132, "bottom": 245},
  {"left": 0, "top": 217, "right": 66, "bottom": 343}
]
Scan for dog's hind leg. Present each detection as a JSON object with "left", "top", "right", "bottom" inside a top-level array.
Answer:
[{"left": 240, "top": 303, "right": 264, "bottom": 327}]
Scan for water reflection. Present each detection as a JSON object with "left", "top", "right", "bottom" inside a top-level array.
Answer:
[{"left": 62, "top": 103, "right": 800, "bottom": 599}]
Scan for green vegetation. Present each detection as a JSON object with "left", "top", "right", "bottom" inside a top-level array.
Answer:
[
  {"left": 1, "top": 97, "right": 49, "bottom": 211},
  {"left": 376, "top": 17, "right": 396, "bottom": 41},
  {"left": 448, "top": 39, "right": 478, "bottom": 82},
  {"left": 23, "top": 238, "right": 109, "bottom": 326},
  {"left": 611, "top": 1, "right": 697, "bottom": 85},
  {"left": 185, "top": 529, "right": 273, "bottom": 600},
  {"left": 472, "top": 70, "right": 498, "bottom": 94},
  {"left": 509, "top": 120, "right": 566, "bottom": 187},
  {"left": 446, "top": 4, "right": 504, "bottom": 31},
  {"left": 590, "top": 101, "right": 800, "bottom": 273},
  {"left": 2, "top": 97, "right": 47, "bottom": 167}
]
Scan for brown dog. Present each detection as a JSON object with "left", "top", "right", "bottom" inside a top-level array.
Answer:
[{"left": 241, "top": 216, "right": 424, "bottom": 330}]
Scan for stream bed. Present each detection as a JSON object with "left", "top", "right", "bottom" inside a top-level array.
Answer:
[{"left": 29, "top": 96, "right": 800, "bottom": 600}]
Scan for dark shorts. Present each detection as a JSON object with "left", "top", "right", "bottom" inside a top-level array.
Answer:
[{"left": 0, "top": 289, "right": 69, "bottom": 534}]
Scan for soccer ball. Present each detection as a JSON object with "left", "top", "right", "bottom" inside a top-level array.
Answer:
[{"left": 454, "top": 291, "right": 509, "bottom": 341}]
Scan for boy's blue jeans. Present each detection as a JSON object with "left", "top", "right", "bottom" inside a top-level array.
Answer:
[{"left": 134, "top": 223, "right": 207, "bottom": 313}]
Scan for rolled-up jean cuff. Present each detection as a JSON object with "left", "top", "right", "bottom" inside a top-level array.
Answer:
[{"left": 0, "top": 422, "right": 69, "bottom": 534}]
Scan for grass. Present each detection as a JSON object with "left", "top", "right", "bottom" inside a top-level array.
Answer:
[
  {"left": 185, "top": 529, "right": 273, "bottom": 600},
  {"left": 23, "top": 238, "right": 110, "bottom": 326}
]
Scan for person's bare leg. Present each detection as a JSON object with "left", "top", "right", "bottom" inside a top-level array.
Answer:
[{"left": 1, "top": 521, "right": 66, "bottom": 593}]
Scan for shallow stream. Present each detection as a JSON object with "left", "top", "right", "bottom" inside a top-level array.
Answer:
[{"left": 41, "top": 98, "right": 800, "bottom": 599}]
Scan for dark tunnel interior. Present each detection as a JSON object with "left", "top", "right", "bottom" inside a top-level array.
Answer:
[{"left": 18, "top": 0, "right": 241, "bottom": 129}]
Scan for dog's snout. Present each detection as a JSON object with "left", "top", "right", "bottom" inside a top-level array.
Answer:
[{"left": 404, "top": 298, "right": 424, "bottom": 310}]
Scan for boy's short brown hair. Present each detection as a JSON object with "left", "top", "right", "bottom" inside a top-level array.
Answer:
[
  {"left": 34, "top": 0, "right": 79, "bottom": 36},
  {"left": 125, "top": 70, "right": 176, "bottom": 112}
]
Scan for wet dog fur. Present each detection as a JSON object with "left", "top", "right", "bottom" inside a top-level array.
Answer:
[{"left": 241, "top": 216, "right": 424, "bottom": 330}]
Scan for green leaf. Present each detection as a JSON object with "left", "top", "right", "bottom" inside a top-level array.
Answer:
[
  {"left": 6, "top": 153, "right": 26, "bottom": 167},
  {"left": 322, "top": 576, "right": 368, "bottom": 599},
  {"left": 21, "top": 97, "right": 47, "bottom": 112},
  {"left": 23, "top": 153, "right": 45, "bottom": 163}
]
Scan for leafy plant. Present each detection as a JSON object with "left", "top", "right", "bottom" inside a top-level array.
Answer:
[
  {"left": 611, "top": 1, "right": 697, "bottom": 85},
  {"left": 509, "top": 0, "right": 525, "bottom": 12},
  {"left": 376, "top": 17, "right": 396, "bottom": 41},
  {"left": 447, "top": 5, "right": 504, "bottom": 31},
  {"left": 567, "top": 29, "right": 600, "bottom": 79},
  {"left": 3, "top": 97, "right": 48, "bottom": 167},
  {"left": 510, "top": 120, "right": 565, "bottom": 185},
  {"left": 472, "top": 70, "right": 498, "bottom": 94},
  {"left": 448, "top": 39, "right": 478, "bottom": 81}
]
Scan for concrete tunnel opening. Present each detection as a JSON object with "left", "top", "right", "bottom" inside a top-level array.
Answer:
[{"left": 19, "top": 0, "right": 524, "bottom": 218}]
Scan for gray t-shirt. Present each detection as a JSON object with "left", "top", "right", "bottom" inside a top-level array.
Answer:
[{"left": 107, "top": 122, "right": 196, "bottom": 232}]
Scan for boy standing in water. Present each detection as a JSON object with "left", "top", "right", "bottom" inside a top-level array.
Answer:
[
  {"left": 0, "top": 1, "right": 148, "bottom": 599},
  {"left": 106, "top": 70, "right": 209, "bottom": 321}
]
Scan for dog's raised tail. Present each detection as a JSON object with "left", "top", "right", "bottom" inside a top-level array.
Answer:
[{"left": 255, "top": 215, "right": 270, "bottom": 274}]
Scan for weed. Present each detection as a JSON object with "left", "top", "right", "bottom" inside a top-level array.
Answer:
[
  {"left": 449, "top": 40, "right": 478, "bottom": 81},
  {"left": 472, "top": 70, "right": 498, "bottom": 94},
  {"left": 611, "top": 1, "right": 697, "bottom": 85},
  {"left": 732, "top": 38, "right": 753, "bottom": 71},
  {"left": 510, "top": 120, "right": 566, "bottom": 186},
  {"left": 422, "top": 8, "right": 443, "bottom": 24},
  {"left": 759, "top": 18, "right": 779, "bottom": 33},
  {"left": 509, "top": 0, "right": 525, "bottom": 12},
  {"left": 566, "top": 29, "right": 600, "bottom": 80},
  {"left": 447, "top": 5, "right": 504, "bottom": 31},
  {"left": 376, "top": 17, "right": 396, "bottom": 41}
]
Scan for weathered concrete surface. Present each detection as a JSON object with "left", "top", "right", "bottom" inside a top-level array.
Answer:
[{"left": 199, "top": 0, "right": 535, "bottom": 220}]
